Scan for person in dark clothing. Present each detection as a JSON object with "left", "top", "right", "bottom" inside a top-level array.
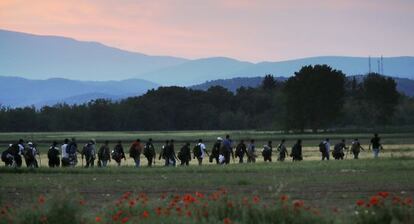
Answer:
[
  {"left": 351, "top": 138, "right": 365, "bottom": 159},
  {"left": 66, "top": 138, "right": 79, "bottom": 167},
  {"left": 235, "top": 140, "right": 247, "bottom": 163},
  {"left": 333, "top": 139, "right": 348, "bottom": 160},
  {"left": 14, "top": 139, "right": 24, "bottom": 167},
  {"left": 277, "top": 139, "right": 288, "bottom": 161},
  {"left": 165, "top": 139, "right": 177, "bottom": 166},
  {"left": 82, "top": 139, "right": 96, "bottom": 168},
  {"left": 178, "top": 142, "right": 191, "bottom": 166},
  {"left": 129, "top": 139, "right": 143, "bottom": 167},
  {"left": 262, "top": 141, "right": 273, "bottom": 162},
  {"left": 247, "top": 139, "right": 256, "bottom": 163},
  {"left": 159, "top": 140, "right": 169, "bottom": 166},
  {"left": 291, "top": 139, "right": 303, "bottom": 161},
  {"left": 369, "top": 133, "right": 382, "bottom": 158},
  {"left": 144, "top": 138, "right": 156, "bottom": 167},
  {"left": 112, "top": 140, "right": 126, "bottom": 166},
  {"left": 1, "top": 144, "right": 16, "bottom": 167},
  {"left": 98, "top": 140, "right": 111, "bottom": 167},
  {"left": 221, "top": 135, "right": 234, "bottom": 164},
  {"left": 319, "top": 138, "right": 330, "bottom": 161},
  {"left": 210, "top": 137, "right": 222, "bottom": 164},
  {"left": 48, "top": 141, "right": 60, "bottom": 167},
  {"left": 24, "top": 142, "right": 39, "bottom": 168}
]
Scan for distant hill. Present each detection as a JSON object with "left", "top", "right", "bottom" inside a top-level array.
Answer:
[
  {"left": 0, "top": 29, "right": 187, "bottom": 81},
  {"left": 0, "top": 76, "right": 159, "bottom": 107},
  {"left": 1, "top": 29, "right": 413, "bottom": 86},
  {"left": 191, "top": 76, "right": 414, "bottom": 97}
]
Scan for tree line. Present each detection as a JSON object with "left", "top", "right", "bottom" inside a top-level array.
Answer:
[{"left": 0, "top": 64, "right": 412, "bottom": 132}]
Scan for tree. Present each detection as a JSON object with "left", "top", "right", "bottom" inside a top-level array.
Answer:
[
  {"left": 262, "top": 74, "right": 277, "bottom": 90},
  {"left": 362, "top": 73, "right": 400, "bottom": 125},
  {"left": 284, "top": 65, "right": 346, "bottom": 132}
]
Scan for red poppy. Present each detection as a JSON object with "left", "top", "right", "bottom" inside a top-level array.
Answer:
[
  {"left": 203, "top": 211, "right": 209, "bottom": 218},
  {"left": 155, "top": 207, "right": 162, "bottom": 216},
  {"left": 186, "top": 210, "right": 192, "bottom": 217},
  {"left": 293, "top": 200, "right": 304, "bottom": 208},
  {"left": 356, "top": 199, "right": 365, "bottom": 206},
  {"left": 377, "top": 192, "right": 389, "bottom": 198},
  {"left": 79, "top": 200, "right": 86, "bottom": 206},
  {"left": 392, "top": 196, "right": 401, "bottom": 205},
  {"left": 95, "top": 216, "right": 102, "bottom": 222},
  {"left": 38, "top": 195, "right": 45, "bottom": 205},
  {"left": 121, "top": 217, "right": 129, "bottom": 223},
  {"left": 223, "top": 217, "right": 232, "bottom": 224},
  {"left": 142, "top": 210, "right": 149, "bottom": 218},
  {"left": 280, "top": 195, "right": 289, "bottom": 202},
  {"left": 404, "top": 197, "right": 413, "bottom": 206},
  {"left": 369, "top": 196, "right": 380, "bottom": 206},
  {"left": 227, "top": 201, "right": 234, "bottom": 208},
  {"left": 195, "top": 192, "right": 205, "bottom": 198},
  {"left": 253, "top": 196, "right": 260, "bottom": 204},
  {"left": 129, "top": 200, "right": 136, "bottom": 207}
]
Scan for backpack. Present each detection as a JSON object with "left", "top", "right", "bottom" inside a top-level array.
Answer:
[
  {"left": 23, "top": 147, "right": 35, "bottom": 160},
  {"left": 318, "top": 142, "right": 326, "bottom": 152},
  {"left": 334, "top": 143, "right": 342, "bottom": 153},
  {"left": 193, "top": 144, "right": 202, "bottom": 158},
  {"left": 1, "top": 150, "right": 8, "bottom": 162},
  {"left": 262, "top": 146, "right": 271, "bottom": 157},
  {"left": 66, "top": 143, "right": 77, "bottom": 155}
]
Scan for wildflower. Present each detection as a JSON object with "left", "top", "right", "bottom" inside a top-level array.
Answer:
[
  {"left": 369, "top": 196, "right": 380, "bottom": 206},
  {"left": 121, "top": 217, "right": 129, "bottom": 223},
  {"left": 79, "top": 199, "right": 86, "bottom": 206},
  {"left": 280, "top": 195, "right": 289, "bottom": 202},
  {"left": 293, "top": 200, "right": 304, "bottom": 208},
  {"left": 186, "top": 210, "right": 192, "bottom": 217},
  {"left": 142, "top": 210, "right": 149, "bottom": 218},
  {"left": 392, "top": 196, "right": 401, "bottom": 205},
  {"left": 129, "top": 200, "right": 136, "bottom": 207},
  {"left": 227, "top": 201, "right": 234, "bottom": 208},
  {"left": 40, "top": 215, "right": 47, "bottom": 223},
  {"left": 377, "top": 192, "right": 389, "bottom": 198},
  {"left": 160, "top": 193, "right": 167, "bottom": 200},
  {"left": 183, "top": 194, "right": 196, "bottom": 203},
  {"left": 404, "top": 197, "right": 413, "bottom": 206},
  {"left": 223, "top": 217, "right": 232, "bottom": 224},
  {"left": 332, "top": 207, "right": 339, "bottom": 213},
  {"left": 38, "top": 195, "right": 45, "bottom": 205},
  {"left": 203, "top": 211, "right": 209, "bottom": 218},
  {"left": 356, "top": 199, "right": 365, "bottom": 207},
  {"left": 195, "top": 192, "right": 205, "bottom": 198},
  {"left": 253, "top": 196, "right": 260, "bottom": 204},
  {"left": 95, "top": 216, "right": 102, "bottom": 222},
  {"left": 155, "top": 207, "right": 162, "bottom": 216}
]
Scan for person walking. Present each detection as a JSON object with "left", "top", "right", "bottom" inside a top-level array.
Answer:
[
  {"left": 210, "top": 137, "right": 222, "bottom": 164},
  {"left": 235, "top": 139, "right": 247, "bottom": 163},
  {"left": 82, "top": 139, "right": 96, "bottom": 168},
  {"left": 222, "top": 135, "right": 234, "bottom": 164},
  {"left": 179, "top": 142, "right": 191, "bottom": 166},
  {"left": 194, "top": 139, "right": 208, "bottom": 166},
  {"left": 47, "top": 141, "right": 60, "bottom": 167},
  {"left": 291, "top": 139, "right": 303, "bottom": 162},
  {"left": 319, "top": 138, "right": 330, "bottom": 161},
  {"left": 159, "top": 140, "right": 169, "bottom": 166},
  {"left": 66, "top": 138, "right": 79, "bottom": 167},
  {"left": 112, "top": 140, "right": 126, "bottom": 166},
  {"left": 129, "top": 139, "right": 143, "bottom": 168},
  {"left": 247, "top": 139, "right": 256, "bottom": 163},
  {"left": 277, "top": 139, "right": 288, "bottom": 161},
  {"left": 144, "top": 138, "right": 156, "bottom": 167},
  {"left": 333, "top": 139, "right": 348, "bottom": 160},
  {"left": 24, "top": 142, "right": 39, "bottom": 168},
  {"left": 61, "top": 139, "right": 70, "bottom": 167},
  {"left": 262, "top": 141, "right": 273, "bottom": 162},
  {"left": 165, "top": 139, "right": 178, "bottom": 166},
  {"left": 98, "top": 140, "right": 111, "bottom": 167},
  {"left": 369, "top": 133, "right": 382, "bottom": 158},
  {"left": 351, "top": 138, "right": 365, "bottom": 159}
]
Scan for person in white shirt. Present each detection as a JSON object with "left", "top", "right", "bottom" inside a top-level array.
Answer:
[
  {"left": 322, "top": 138, "right": 330, "bottom": 160},
  {"left": 61, "top": 138, "right": 69, "bottom": 167},
  {"left": 195, "top": 139, "right": 208, "bottom": 165}
]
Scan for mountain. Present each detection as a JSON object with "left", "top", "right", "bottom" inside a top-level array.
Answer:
[
  {"left": 0, "top": 29, "right": 187, "bottom": 81},
  {"left": 191, "top": 76, "right": 414, "bottom": 97},
  {"left": 1, "top": 29, "right": 413, "bottom": 86},
  {"left": 0, "top": 76, "right": 159, "bottom": 107}
]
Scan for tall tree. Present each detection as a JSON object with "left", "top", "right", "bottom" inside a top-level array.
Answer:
[
  {"left": 284, "top": 65, "right": 346, "bottom": 132},
  {"left": 262, "top": 74, "right": 277, "bottom": 90},
  {"left": 362, "top": 73, "right": 400, "bottom": 125}
]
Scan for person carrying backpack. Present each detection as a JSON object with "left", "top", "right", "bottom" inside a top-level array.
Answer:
[
  {"left": 369, "top": 133, "right": 382, "bottom": 158},
  {"left": 194, "top": 139, "right": 208, "bottom": 166},
  {"left": 48, "top": 141, "right": 60, "bottom": 167},
  {"left": 112, "top": 140, "right": 126, "bottom": 166},
  {"left": 82, "top": 139, "right": 96, "bottom": 168},
  {"left": 144, "top": 138, "right": 156, "bottom": 167},
  {"left": 98, "top": 140, "right": 111, "bottom": 167},
  {"left": 262, "top": 141, "right": 273, "bottom": 162},
  {"left": 247, "top": 139, "right": 256, "bottom": 163},
  {"left": 24, "top": 142, "right": 39, "bottom": 168},
  {"left": 333, "top": 139, "right": 348, "bottom": 160},
  {"left": 290, "top": 139, "right": 303, "bottom": 162},
  {"left": 165, "top": 139, "right": 177, "bottom": 166},
  {"left": 66, "top": 138, "right": 79, "bottom": 167},
  {"left": 159, "top": 140, "right": 169, "bottom": 166},
  {"left": 350, "top": 138, "right": 365, "bottom": 159},
  {"left": 1, "top": 144, "right": 15, "bottom": 167},
  {"left": 14, "top": 139, "right": 25, "bottom": 167},
  {"left": 61, "top": 139, "right": 70, "bottom": 167},
  {"left": 210, "top": 137, "right": 222, "bottom": 164},
  {"left": 277, "top": 139, "right": 288, "bottom": 161},
  {"left": 235, "top": 139, "right": 247, "bottom": 163},
  {"left": 129, "top": 139, "right": 143, "bottom": 168},
  {"left": 319, "top": 138, "right": 330, "bottom": 161},
  {"left": 179, "top": 142, "right": 191, "bottom": 166},
  {"left": 221, "top": 135, "right": 234, "bottom": 164}
]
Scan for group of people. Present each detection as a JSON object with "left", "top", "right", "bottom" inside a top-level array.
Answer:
[{"left": 1, "top": 134, "right": 382, "bottom": 168}]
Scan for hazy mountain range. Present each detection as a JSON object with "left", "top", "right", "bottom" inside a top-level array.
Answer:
[
  {"left": 1, "top": 29, "right": 413, "bottom": 107},
  {"left": 1, "top": 29, "right": 413, "bottom": 86},
  {"left": 0, "top": 76, "right": 158, "bottom": 107}
]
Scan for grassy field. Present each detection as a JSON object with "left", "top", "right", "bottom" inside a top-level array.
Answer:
[{"left": 0, "top": 131, "right": 413, "bottom": 223}]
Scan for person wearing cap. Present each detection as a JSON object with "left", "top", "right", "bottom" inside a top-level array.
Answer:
[
  {"left": 98, "top": 140, "right": 111, "bottom": 167},
  {"left": 25, "top": 142, "right": 39, "bottom": 168},
  {"left": 210, "top": 137, "right": 222, "bottom": 164}
]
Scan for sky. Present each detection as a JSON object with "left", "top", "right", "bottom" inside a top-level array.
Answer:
[{"left": 1, "top": 0, "right": 413, "bottom": 62}]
